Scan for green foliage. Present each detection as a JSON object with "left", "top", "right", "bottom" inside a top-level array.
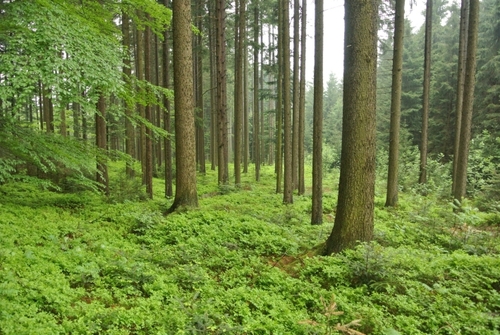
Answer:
[{"left": 1, "top": 166, "right": 499, "bottom": 334}]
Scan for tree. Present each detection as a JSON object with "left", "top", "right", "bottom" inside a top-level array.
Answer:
[
  {"left": 234, "top": 0, "right": 246, "bottom": 185},
  {"left": 253, "top": 0, "right": 261, "bottom": 182},
  {"left": 325, "top": 0, "right": 378, "bottom": 254},
  {"left": 96, "top": 94, "right": 109, "bottom": 196},
  {"left": 292, "top": 0, "right": 300, "bottom": 189},
  {"left": 311, "top": 0, "right": 323, "bottom": 225},
  {"left": 122, "top": 11, "right": 136, "bottom": 178},
  {"left": 419, "top": 0, "right": 433, "bottom": 185},
  {"left": 215, "top": 0, "right": 229, "bottom": 185},
  {"left": 163, "top": 0, "right": 173, "bottom": 197},
  {"left": 452, "top": 0, "right": 468, "bottom": 193},
  {"left": 385, "top": 0, "right": 405, "bottom": 206},
  {"left": 283, "top": 0, "right": 293, "bottom": 204},
  {"left": 144, "top": 23, "right": 154, "bottom": 199},
  {"left": 167, "top": 0, "right": 198, "bottom": 212},
  {"left": 453, "top": 0, "right": 479, "bottom": 202},
  {"left": 297, "top": 0, "right": 307, "bottom": 195}
]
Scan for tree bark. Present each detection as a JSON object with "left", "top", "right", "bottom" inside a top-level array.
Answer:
[
  {"left": 122, "top": 11, "right": 136, "bottom": 178},
  {"left": 283, "top": 0, "right": 293, "bottom": 204},
  {"left": 385, "top": 0, "right": 405, "bottom": 206},
  {"left": 298, "top": 0, "right": 306, "bottom": 195},
  {"left": 292, "top": 0, "right": 300, "bottom": 190},
  {"left": 96, "top": 95, "right": 109, "bottom": 196},
  {"left": 419, "top": 0, "right": 433, "bottom": 185},
  {"left": 216, "top": 0, "right": 229, "bottom": 185},
  {"left": 253, "top": 1, "right": 260, "bottom": 182},
  {"left": 325, "top": 0, "right": 377, "bottom": 254},
  {"left": 144, "top": 23, "right": 154, "bottom": 199},
  {"left": 167, "top": 0, "right": 199, "bottom": 212},
  {"left": 453, "top": 0, "right": 479, "bottom": 203},
  {"left": 311, "top": 0, "right": 323, "bottom": 225},
  {"left": 452, "top": 0, "right": 469, "bottom": 194},
  {"left": 163, "top": 0, "right": 173, "bottom": 197}
]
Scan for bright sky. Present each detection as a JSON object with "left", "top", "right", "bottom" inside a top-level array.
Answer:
[{"left": 304, "top": 0, "right": 427, "bottom": 83}]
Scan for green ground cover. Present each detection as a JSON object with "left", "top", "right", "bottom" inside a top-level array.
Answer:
[{"left": 0, "top": 166, "right": 499, "bottom": 334}]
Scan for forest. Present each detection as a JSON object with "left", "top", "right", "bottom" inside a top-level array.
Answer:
[{"left": 0, "top": 0, "right": 499, "bottom": 334}]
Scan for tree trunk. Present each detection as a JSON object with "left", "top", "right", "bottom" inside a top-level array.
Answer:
[
  {"left": 96, "top": 95, "right": 109, "bottom": 196},
  {"left": 283, "top": 0, "right": 293, "bottom": 204},
  {"left": 216, "top": 0, "right": 229, "bottom": 185},
  {"left": 298, "top": 0, "right": 307, "bottom": 195},
  {"left": 292, "top": 0, "right": 300, "bottom": 190},
  {"left": 243, "top": 27, "right": 249, "bottom": 174},
  {"left": 253, "top": 1, "right": 260, "bottom": 182},
  {"left": 163, "top": 0, "right": 173, "bottom": 197},
  {"left": 234, "top": 0, "right": 245, "bottom": 185},
  {"left": 419, "top": 0, "right": 433, "bottom": 185},
  {"left": 311, "top": 0, "right": 323, "bottom": 225},
  {"left": 385, "top": 0, "right": 405, "bottom": 206},
  {"left": 122, "top": 11, "right": 136, "bottom": 178},
  {"left": 275, "top": 0, "right": 283, "bottom": 193},
  {"left": 144, "top": 23, "right": 154, "bottom": 199},
  {"left": 135, "top": 25, "right": 147, "bottom": 184},
  {"left": 453, "top": 0, "right": 479, "bottom": 203},
  {"left": 167, "top": 0, "right": 199, "bottom": 212},
  {"left": 452, "top": 0, "right": 469, "bottom": 194},
  {"left": 325, "top": 0, "right": 377, "bottom": 254}
]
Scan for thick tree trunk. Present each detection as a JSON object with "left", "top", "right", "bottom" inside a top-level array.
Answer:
[
  {"left": 325, "top": 0, "right": 377, "bottom": 254},
  {"left": 168, "top": 0, "right": 199, "bottom": 212},
  {"left": 311, "top": 0, "right": 323, "bottom": 225},
  {"left": 453, "top": 0, "right": 479, "bottom": 203},
  {"left": 385, "top": 0, "right": 405, "bottom": 206}
]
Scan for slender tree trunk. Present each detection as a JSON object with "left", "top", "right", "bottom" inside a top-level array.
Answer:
[
  {"left": 163, "top": 0, "right": 173, "bottom": 197},
  {"left": 298, "top": 0, "right": 306, "bottom": 195},
  {"left": 243, "top": 28, "right": 249, "bottom": 174},
  {"left": 311, "top": 0, "right": 323, "bottom": 225},
  {"left": 253, "top": 1, "right": 260, "bottom": 182},
  {"left": 144, "top": 23, "right": 154, "bottom": 199},
  {"left": 283, "top": 0, "right": 293, "bottom": 204},
  {"left": 96, "top": 95, "right": 109, "bottom": 196},
  {"left": 208, "top": 9, "right": 217, "bottom": 171},
  {"left": 216, "top": 0, "right": 229, "bottom": 184},
  {"left": 325, "top": 0, "right": 377, "bottom": 254},
  {"left": 385, "top": 0, "right": 405, "bottom": 206},
  {"left": 136, "top": 25, "right": 147, "bottom": 184},
  {"left": 292, "top": 0, "right": 300, "bottom": 190},
  {"left": 275, "top": 1, "right": 283, "bottom": 193},
  {"left": 453, "top": 0, "right": 479, "bottom": 203},
  {"left": 168, "top": 0, "right": 199, "bottom": 212},
  {"left": 73, "top": 101, "right": 81, "bottom": 139},
  {"left": 60, "top": 107, "right": 67, "bottom": 136},
  {"left": 122, "top": 11, "right": 136, "bottom": 178},
  {"left": 194, "top": 0, "right": 206, "bottom": 174},
  {"left": 452, "top": 0, "right": 469, "bottom": 194},
  {"left": 419, "top": 0, "right": 433, "bottom": 185},
  {"left": 234, "top": 0, "right": 246, "bottom": 185}
]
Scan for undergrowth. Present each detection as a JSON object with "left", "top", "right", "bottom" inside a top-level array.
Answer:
[{"left": 0, "top": 165, "right": 499, "bottom": 334}]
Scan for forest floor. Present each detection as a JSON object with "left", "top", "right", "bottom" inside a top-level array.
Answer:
[{"left": 1, "top": 165, "right": 499, "bottom": 334}]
